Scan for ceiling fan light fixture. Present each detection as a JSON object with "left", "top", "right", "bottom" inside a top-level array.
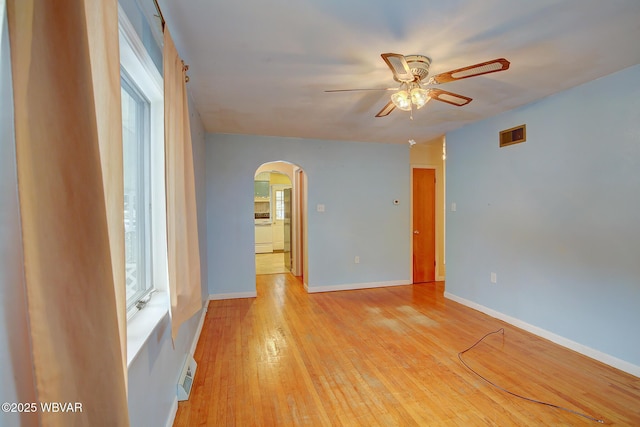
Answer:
[
  {"left": 391, "top": 91, "right": 412, "bottom": 111},
  {"left": 327, "top": 53, "right": 510, "bottom": 118},
  {"left": 410, "top": 87, "right": 430, "bottom": 109}
]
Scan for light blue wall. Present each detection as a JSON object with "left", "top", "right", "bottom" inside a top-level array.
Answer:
[
  {"left": 446, "top": 64, "right": 640, "bottom": 367},
  {"left": 206, "top": 134, "right": 411, "bottom": 295},
  {"left": 127, "top": 311, "right": 202, "bottom": 427}
]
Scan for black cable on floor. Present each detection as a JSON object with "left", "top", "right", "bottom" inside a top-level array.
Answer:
[{"left": 458, "top": 328, "right": 604, "bottom": 423}]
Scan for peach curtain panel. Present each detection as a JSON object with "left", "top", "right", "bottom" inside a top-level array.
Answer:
[
  {"left": 7, "top": 0, "right": 128, "bottom": 425},
  {"left": 163, "top": 28, "right": 203, "bottom": 340},
  {"left": 83, "top": 0, "right": 128, "bottom": 390}
]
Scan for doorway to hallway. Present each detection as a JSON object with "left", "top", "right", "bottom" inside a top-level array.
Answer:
[{"left": 253, "top": 161, "right": 307, "bottom": 281}]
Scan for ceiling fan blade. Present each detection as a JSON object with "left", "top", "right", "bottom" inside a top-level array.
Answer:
[
  {"left": 429, "top": 58, "right": 510, "bottom": 84},
  {"left": 324, "top": 87, "right": 397, "bottom": 93},
  {"left": 428, "top": 88, "right": 472, "bottom": 106},
  {"left": 381, "top": 53, "right": 414, "bottom": 82},
  {"left": 375, "top": 100, "right": 396, "bottom": 117}
]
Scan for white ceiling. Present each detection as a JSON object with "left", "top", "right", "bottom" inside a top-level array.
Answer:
[{"left": 157, "top": 0, "right": 640, "bottom": 145}]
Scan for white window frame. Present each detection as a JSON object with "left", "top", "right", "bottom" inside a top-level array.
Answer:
[
  {"left": 119, "top": 4, "right": 169, "bottom": 365},
  {"left": 271, "top": 184, "right": 291, "bottom": 222},
  {"left": 274, "top": 189, "right": 285, "bottom": 220},
  {"left": 121, "top": 74, "right": 153, "bottom": 313}
]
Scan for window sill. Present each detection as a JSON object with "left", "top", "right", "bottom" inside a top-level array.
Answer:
[{"left": 126, "top": 290, "right": 169, "bottom": 368}]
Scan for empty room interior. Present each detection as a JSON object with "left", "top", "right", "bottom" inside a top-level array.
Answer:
[{"left": 1, "top": 0, "right": 640, "bottom": 426}]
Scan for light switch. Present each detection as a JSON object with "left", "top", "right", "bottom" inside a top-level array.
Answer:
[
  {"left": 317, "top": 204, "right": 325, "bottom": 212},
  {"left": 451, "top": 202, "right": 457, "bottom": 212}
]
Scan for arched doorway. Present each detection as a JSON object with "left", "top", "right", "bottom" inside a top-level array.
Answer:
[{"left": 253, "top": 161, "right": 307, "bottom": 283}]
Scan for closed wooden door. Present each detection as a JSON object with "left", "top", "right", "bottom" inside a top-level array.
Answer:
[{"left": 413, "top": 168, "right": 436, "bottom": 283}]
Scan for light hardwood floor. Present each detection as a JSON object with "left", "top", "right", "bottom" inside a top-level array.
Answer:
[
  {"left": 255, "top": 252, "right": 288, "bottom": 275},
  {"left": 174, "top": 274, "right": 640, "bottom": 426}
]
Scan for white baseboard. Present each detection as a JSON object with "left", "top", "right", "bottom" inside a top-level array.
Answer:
[
  {"left": 163, "top": 308, "right": 206, "bottom": 427},
  {"left": 444, "top": 292, "right": 640, "bottom": 378},
  {"left": 209, "top": 291, "right": 257, "bottom": 300},
  {"left": 189, "top": 305, "right": 208, "bottom": 357},
  {"left": 165, "top": 396, "right": 178, "bottom": 427},
  {"left": 306, "top": 280, "right": 411, "bottom": 294}
]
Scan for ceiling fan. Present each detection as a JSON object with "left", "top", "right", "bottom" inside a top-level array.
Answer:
[{"left": 326, "top": 53, "right": 510, "bottom": 118}]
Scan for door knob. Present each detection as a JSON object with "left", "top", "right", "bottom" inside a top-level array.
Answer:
[{"left": 413, "top": 230, "right": 420, "bottom": 234}]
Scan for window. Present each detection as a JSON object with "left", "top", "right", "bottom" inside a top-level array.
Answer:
[
  {"left": 275, "top": 190, "right": 285, "bottom": 220},
  {"left": 119, "top": 3, "right": 165, "bottom": 325},
  {"left": 121, "top": 75, "right": 152, "bottom": 311}
]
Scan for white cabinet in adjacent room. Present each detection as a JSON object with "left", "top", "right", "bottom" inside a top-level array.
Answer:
[{"left": 255, "top": 224, "right": 273, "bottom": 253}]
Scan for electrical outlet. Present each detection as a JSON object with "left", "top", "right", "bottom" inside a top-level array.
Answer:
[
  {"left": 490, "top": 272, "right": 497, "bottom": 283},
  {"left": 354, "top": 256, "right": 360, "bottom": 264}
]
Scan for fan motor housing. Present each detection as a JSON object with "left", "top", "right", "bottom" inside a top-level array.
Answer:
[{"left": 398, "top": 55, "right": 431, "bottom": 82}]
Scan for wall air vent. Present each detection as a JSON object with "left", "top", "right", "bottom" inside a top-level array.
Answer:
[
  {"left": 177, "top": 354, "right": 197, "bottom": 401},
  {"left": 499, "top": 124, "right": 526, "bottom": 147}
]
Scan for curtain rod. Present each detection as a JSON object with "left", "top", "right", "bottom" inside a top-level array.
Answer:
[
  {"left": 151, "top": 0, "right": 190, "bottom": 83},
  {"left": 152, "top": 0, "right": 166, "bottom": 31}
]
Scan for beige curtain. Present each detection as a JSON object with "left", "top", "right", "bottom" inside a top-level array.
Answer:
[
  {"left": 83, "top": 0, "right": 127, "bottom": 391},
  {"left": 7, "top": 0, "right": 129, "bottom": 425},
  {"left": 163, "top": 27, "right": 203, "bottom": 341}
]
